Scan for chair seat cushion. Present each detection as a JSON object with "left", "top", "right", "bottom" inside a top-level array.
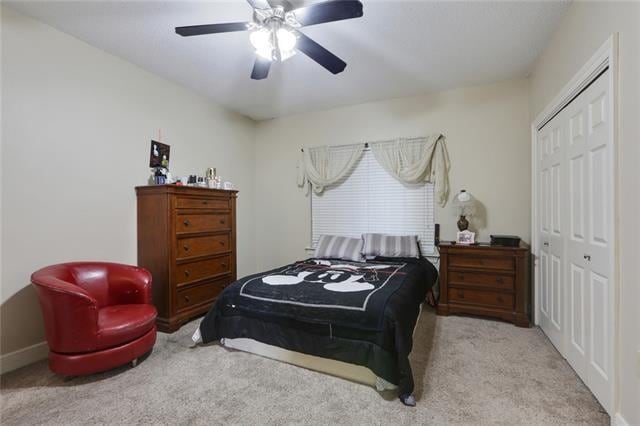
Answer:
[{"left": 97, "top": 304, "right": 157, "bottom": 350}]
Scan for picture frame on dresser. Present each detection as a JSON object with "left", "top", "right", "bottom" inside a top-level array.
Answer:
[
  {"left": 436, "top": 241, "right": 531, "bottom": 327},
  {"left": 135, "top": 185, "right": 238, "bottom": 332}
]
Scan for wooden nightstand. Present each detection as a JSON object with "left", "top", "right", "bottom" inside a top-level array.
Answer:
[{"left": 436, "top": 242, "right": 531, "bottom": 327}]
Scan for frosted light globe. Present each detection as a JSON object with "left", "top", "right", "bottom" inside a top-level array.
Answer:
[
  {"left": 276, "top": 28, "right": 296, "bottom": 52},
  {"left": 250, "top": 28, "right": 273, "bottom": 60}
]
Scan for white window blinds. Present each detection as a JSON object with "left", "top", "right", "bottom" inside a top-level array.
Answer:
[{"left": 311, "top": 149, "right": 436, "bottom": 255}]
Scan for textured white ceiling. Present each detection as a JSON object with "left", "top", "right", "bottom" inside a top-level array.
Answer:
[{"left": 7, "top": 1, "right": 570, "bottom": 120}]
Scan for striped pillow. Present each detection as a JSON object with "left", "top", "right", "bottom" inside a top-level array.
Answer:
[
  {"left": 362, "top": 234, "right": 420, "bottom": 258},
  {"left": 314, "top": 235, "right": 364, "bottom": 262}
]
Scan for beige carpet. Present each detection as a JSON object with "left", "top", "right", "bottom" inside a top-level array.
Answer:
[{"left": 1, "top": 308, "right": 608, "bottom": 425}]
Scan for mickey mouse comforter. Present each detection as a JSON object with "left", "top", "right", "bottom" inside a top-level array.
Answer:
[{"left": 198, "top": 257, "right": 438, "bottom": 396}]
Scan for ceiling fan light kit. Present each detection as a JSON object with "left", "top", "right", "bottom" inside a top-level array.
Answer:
[
  {"left": 175, "top": 0, "right": 363, "bottom": 80},
  {"left": 248, "top": 14, "right": 298, "bottom": 62}
]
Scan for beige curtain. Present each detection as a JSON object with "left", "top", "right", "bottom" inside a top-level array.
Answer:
[
  {"left": 297, "top": 143, "right": 366, "bottom": 194},
  {"left": 369, "top": 134, "right": 450, "bottom": 206}
]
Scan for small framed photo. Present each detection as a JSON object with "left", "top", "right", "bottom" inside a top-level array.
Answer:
[
  {"left": 456, "top": 230, "right": 475, "bottom": 245},
  {"left": 149, "top": 140, "right": 170, "bottom": 168}
]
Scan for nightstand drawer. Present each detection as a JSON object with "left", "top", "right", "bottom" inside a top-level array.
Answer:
[
  {"left": 449, "top": 288, "right": 513, "bottom": 309},
  {"left": 449, "top": 270, "right": 514, "bottom": 290},
  {"left": 449, "top": 255, "right": 514, "bottom": 271}
]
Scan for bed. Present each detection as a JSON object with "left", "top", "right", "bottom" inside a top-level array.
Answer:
[{"left": 193, "top": 256, "right": 438, "bottom": 405}]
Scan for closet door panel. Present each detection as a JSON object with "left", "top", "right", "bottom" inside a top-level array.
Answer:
[
  {"left": 537, "top": 116, "right": 565, "bottom": 349},
  {"left": 537, "top": 129, "right": 552, "bottom": 330},
  {"left": 583, "top": 71, "right": 612, "bottom": 412},
  {"left": 564, "top": 96, "right": 590, "bottom": 380}
]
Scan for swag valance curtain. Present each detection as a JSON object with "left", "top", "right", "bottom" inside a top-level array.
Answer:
[{"left": 297, "top": 134, "right": 450, "bottom": 206}]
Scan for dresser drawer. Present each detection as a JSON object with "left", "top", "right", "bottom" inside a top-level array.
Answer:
[
  {"left": 177, "top": 234, "right": 230, "bottom": 259},
  {"left": 176, "top": 255, "right": 231, "bottom": 285},
  {"left": 448, "top": 288, "right": 513, "bottom": 309},
  {"left": 177, "top": 279, "right": 229, "bottom": 311},
  {"left": 449, "top": 255, "right": 514, "bottom": 271},
  {"left": 176, "top": 197, "right": 229, "bottom": 210},
  {"left": 175, "top": 213, "right": 230, "bottom": 233},
  {"left": 449, "top": 270, "right": 514, "bottom": 290}
]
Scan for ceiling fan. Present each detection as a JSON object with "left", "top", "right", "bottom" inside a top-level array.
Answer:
[{"left": 175, "top": 0, "right": 364, "bottom": 80}]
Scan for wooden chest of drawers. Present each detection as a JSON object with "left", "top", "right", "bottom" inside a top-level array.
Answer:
[
  {"left": 136, "top": 185, "right": 237, "bottom": 332},
  {"left": 436, "top": 242, "right": 531, "bottom": 327}
]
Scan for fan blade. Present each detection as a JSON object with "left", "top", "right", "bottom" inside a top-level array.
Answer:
[
  {"left": 175, "top": 22, "right": 249, "bottom": 37},
  {"left": 295, "top": 31, "right": 346, "bottom": 74},
  {"left": 246, "top": 0, "right": 272, "bottom": 10},
  {"left": 251, "top": 57, "right": 272, "bottom": 80},
  {"left": 292, "top": 0, "right": 363, "bottom": 27}
]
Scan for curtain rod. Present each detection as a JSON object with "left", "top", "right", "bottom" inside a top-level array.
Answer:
[
  {"left": 299, "top": 136, "right": 431, "bottom": 153},
  {"left": 301, "top": 143, "right": 369, "bottom": 153}
]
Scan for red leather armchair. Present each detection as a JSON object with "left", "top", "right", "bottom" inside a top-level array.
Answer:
[{"left": 31, "top": 262, "right": 157, "bottom": 376}]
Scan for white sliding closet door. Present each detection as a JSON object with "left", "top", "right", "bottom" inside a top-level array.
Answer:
[{"left": 536, "top": 69, "right": 613, "bottom": 413}]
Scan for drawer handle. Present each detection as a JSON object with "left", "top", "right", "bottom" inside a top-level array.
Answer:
[
  {"left": 221, "top": 263, "right": 227, "bottom": 268},
  {"left": 459, "top": 273, "right": 465, "bottom": 281},
  {"left": 497, "top": 296, "right": 504, "bottom": 303},
  {"left": 184, "top": 295, "right": 190, "bottom": 302},
  {"left": 184, "top": 270, "right": 190, "bottom": 277},
  {"left": 457, "top": 291, "right": 464, "bottom": 299},
  {"left": 496, "top": 277, "right": 503, "bottom": 283},
  {"left": 219, "top": 219, "right": 225, "bottom": 225},
  {"left": 183, "top": 219, "right": 190, "bottom": 226},
  {"left": 220, "top": 241, "right": 225, "bottom": 246},
  {"left": 183, "top": 245, "right": 190, "bottom": 251},
  {"left": 203, "top": 201, "right": 208, "bottom": 205}
]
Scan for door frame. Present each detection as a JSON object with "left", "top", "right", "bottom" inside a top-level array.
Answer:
[{"left": 530, "top": 34, "right": 619, "bottom": 414}]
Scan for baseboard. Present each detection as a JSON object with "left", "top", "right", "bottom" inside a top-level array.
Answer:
[
  {"left": 613, "top": 413, "right": 630, "bottom": 426},
  {"left": 0, "top": 341, "right": 48, "bottom": 374}
]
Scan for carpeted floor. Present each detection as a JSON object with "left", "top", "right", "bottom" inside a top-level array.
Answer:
[{"left": 1, "top": 308, "right": 608, "bottom": 425}]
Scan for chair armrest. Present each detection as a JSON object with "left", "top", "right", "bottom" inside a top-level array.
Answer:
[
  {"left": 106, "top": 264, "right": 153, "bottom": 305},
  {"left": 30, "top": 276, "right": 99, "bottom": 353}
]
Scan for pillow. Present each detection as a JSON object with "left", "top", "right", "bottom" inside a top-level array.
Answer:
[
  {"left": 362, "top": 233, "right": 420, "bottom": 258},
  {"left": 314, "top": 235, "right": 364, "bottom": 262}
]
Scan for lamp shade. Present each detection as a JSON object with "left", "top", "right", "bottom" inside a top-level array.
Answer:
[{"left": 452, "top": 190, "right": 477, "bottom": 217}]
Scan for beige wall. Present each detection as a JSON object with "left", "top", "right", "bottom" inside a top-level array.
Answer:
[
  {"left": 254, "top": 80, "right": 531, "bottom": 271},
  {"left": 529, "top": 2, "right": 640, "bottom": 423},
  {"left": 0, "top": 7, "right": 257, "bottom": 357}
]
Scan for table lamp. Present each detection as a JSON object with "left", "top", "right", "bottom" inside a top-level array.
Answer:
[{"left": 453, "top": 189, "right": 477, "bottom": 231}]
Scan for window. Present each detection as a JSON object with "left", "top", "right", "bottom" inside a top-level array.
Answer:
[{"left": 311, "top": 149, "right": 436, "bottom": 255}]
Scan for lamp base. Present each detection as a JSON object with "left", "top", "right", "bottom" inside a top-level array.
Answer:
[{"left": 457, "top": 215, "right": 469, "bottom": 232}]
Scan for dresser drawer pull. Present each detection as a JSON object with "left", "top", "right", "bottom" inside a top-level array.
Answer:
[
  {"left": 183, "top": 219, "right": 190, "bottom": 226},
  {"left": 219, "top": 219, "right": 226, "bottom": 225},
  {"left": 457, "top": 291, "right": 464, "bottom": 299},
  {"left": 184, "top": 295, "right": 190, "bottom": 303},
  {"left": 184, "top": 270, "right": 190, "bottom": 277},
  {"left": 459, "top": 273, "right": 465, "bottom": 281},
  {"left": 202, "top": 201, "right": 208, "bottom": 205},
  {"left": 183, "top": 245, "right": 190, "bottom": 251},
  {"left": 496, "top": 277, "right": 504, "bottom": 283},
  {"left": 221, "top": 263, "right": 227, "bottom": 268},
  {"left": 497, "top": 296, "right": 504, "bottom": 303},
  {"left": 220, "top": 241, "right": 225, "bottom": 246}
]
